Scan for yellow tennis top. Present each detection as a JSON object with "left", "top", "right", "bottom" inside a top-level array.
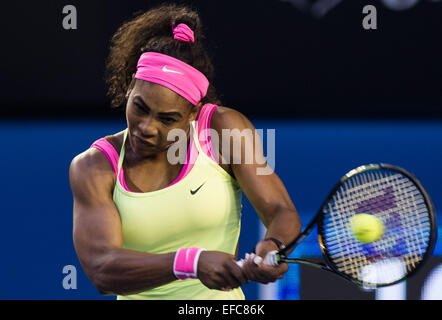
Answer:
[{"left": 113, "top": 122, "right": 245, "bottom": 300}]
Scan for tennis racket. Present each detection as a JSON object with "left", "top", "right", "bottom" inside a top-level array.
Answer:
[{"left": 238, "top": 163, "right": 437, "bottom": 289}]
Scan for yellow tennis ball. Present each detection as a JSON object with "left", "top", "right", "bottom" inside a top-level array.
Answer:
[{"left": 349, "top": 213, "right": 385, "bottom": 243}]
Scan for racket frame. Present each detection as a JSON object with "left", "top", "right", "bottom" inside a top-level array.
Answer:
[{"left": 277, "top": 163, "right": 437, "bottom": 288}]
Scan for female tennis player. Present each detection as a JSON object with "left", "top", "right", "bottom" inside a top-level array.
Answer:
[{"left": 69, "top": 4, "right": 301, "bottom": 300}]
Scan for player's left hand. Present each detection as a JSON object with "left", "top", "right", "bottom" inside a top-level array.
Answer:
[{"left": 240, "top": 240, "right": 288, "bottom": 284}]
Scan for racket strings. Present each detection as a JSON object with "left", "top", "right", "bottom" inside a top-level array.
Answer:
[
  {"left": 387, "top": 172, "right": 427, "bottom": 271},
  {"left": 322, "top": 169, "right": 432, "bottom": 285}
]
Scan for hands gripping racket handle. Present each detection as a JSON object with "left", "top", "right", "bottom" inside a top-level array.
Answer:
[
  {"left": 263, "top": 250, "right": 280, "bottom": 266},
  {"left": 236, "top": 250, "right": 280, "bottom": 268}
]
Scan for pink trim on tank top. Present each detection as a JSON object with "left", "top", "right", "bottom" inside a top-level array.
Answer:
[
  {"left": 196, "top": 103, "right": 219, "bottom": 165},
  {"left": 89, "top": 139, "right": 131, "bottom": 191},
  {"left": 90, "top": 104, "right": 219, "bottom": 193}
]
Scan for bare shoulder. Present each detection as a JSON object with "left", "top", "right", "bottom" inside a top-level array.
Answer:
[
  {"left": 69, "top": 148, "right": 114, "bottom": 190},
  {"left": 69, "top": 134, "right": 122, "bottom": 203},
  {"left": 69, "top": 130, "right": 125, "bottom": 182},
  {"left": 211, "top": 106, "right": 254, "bottom": 132},
  {"left": 69, "top": 148, "right": 112, "bottom": 178}
]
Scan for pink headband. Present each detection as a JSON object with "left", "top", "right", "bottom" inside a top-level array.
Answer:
[
  {"left": 135, "top": 52, "right": 209, "bottom": 105},
  {"left": 134, "top": 24, "right": 208, "bottom": 105}
]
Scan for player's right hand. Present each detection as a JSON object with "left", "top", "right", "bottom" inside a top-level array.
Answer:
[{"left": 197, "top": 251, "right": 248, "bottom": 291}]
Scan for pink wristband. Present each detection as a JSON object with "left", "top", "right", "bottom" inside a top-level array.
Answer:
[{"left": 173, "top": 247, "right": 206, "bottom": 280}]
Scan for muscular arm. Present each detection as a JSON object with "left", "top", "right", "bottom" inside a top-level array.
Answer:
[
  {"left": 69, "top": 149, "right": 176, "bottom": 295},
  {"left": 211, "top": 107, "right": 302, "bottom": 282},
  {"left": 212, "top": 107, "right": 301, "bottom": 246}
]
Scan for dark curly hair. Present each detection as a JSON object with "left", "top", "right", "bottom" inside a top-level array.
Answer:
[{"left": 105, "top": 3, "right": 221, "bottom": 109}]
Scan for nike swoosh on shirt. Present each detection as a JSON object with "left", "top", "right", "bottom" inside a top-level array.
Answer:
[
  {"left": 162, "top": 66, "right": 184, "bottom": 74},
  {"left": 190, "top": 182, "right": 206, "bottom": 195}
]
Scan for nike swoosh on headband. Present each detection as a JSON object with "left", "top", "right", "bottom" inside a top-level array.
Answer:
[{"left": 162, "top": 66, "right": 184, "bottom": 74}]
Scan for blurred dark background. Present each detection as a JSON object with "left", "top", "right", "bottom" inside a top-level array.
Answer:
[
  {"left": 0, "top": 0, "right": 441, "bottom": 300},
  {"left": 1, "top": 0, "right": 441, "bottom": 119}
]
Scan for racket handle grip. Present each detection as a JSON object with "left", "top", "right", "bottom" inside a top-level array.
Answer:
[
  {"left": 236, "top": 251, "right": 280, "bottom": 268},
  {"left": 263, "top": 250, "right": 279, "bottom": 267}
]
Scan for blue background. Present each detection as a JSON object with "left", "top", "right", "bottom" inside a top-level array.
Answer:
[{"left": 0, "top": 119, "right": 440, "bottom": 299}]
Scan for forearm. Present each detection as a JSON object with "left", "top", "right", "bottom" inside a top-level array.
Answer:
[
  {"left": 243, "top": 206, "right": 298, "bottom": 283},
  {"left": 264, "top": 206, "right": 301, "bottom": 252},
  {"left": 87, "top": 248, "right": 176, "bottom": 296}
]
